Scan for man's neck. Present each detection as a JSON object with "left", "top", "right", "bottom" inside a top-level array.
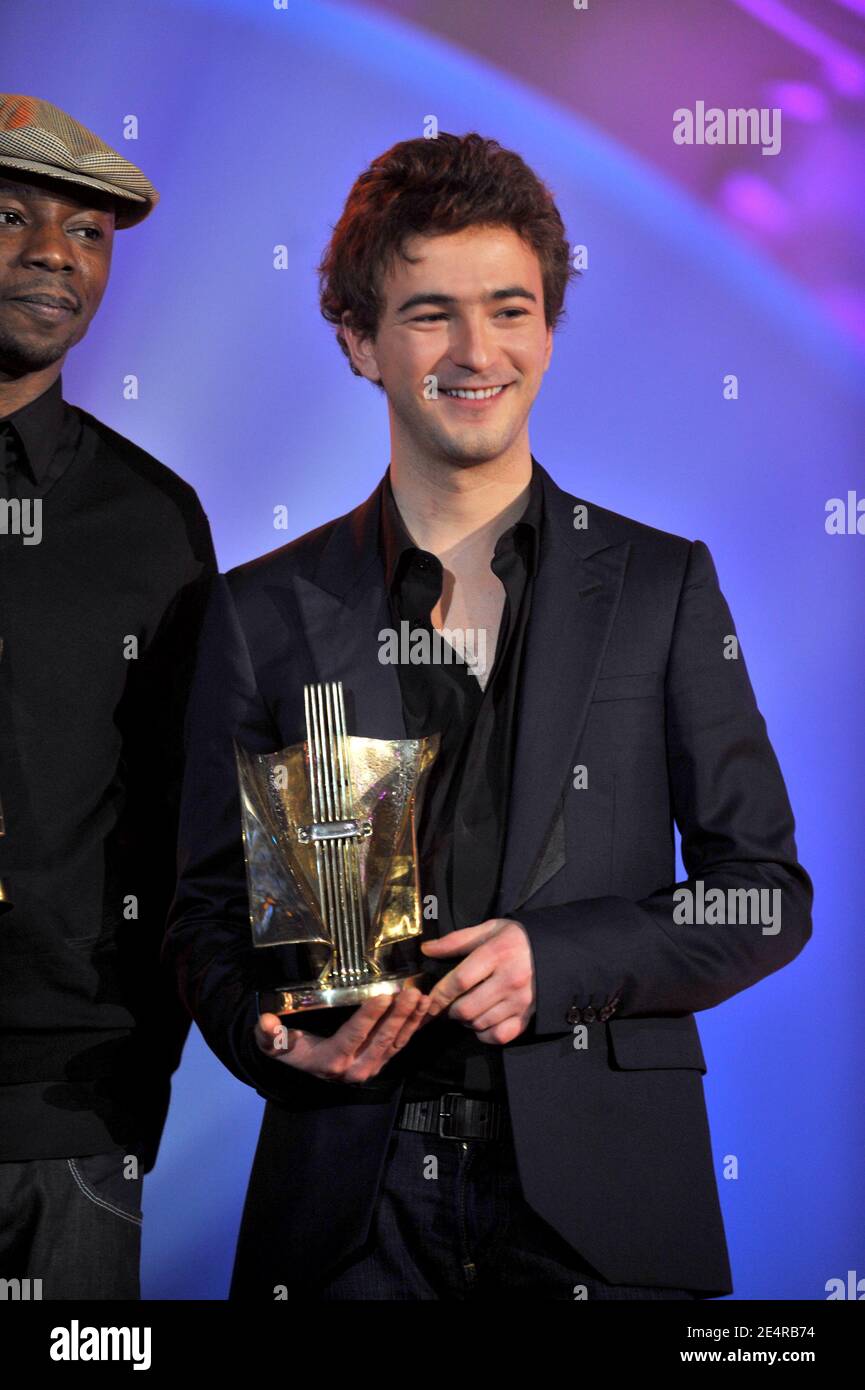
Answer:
[
  {"left": 0, "top": 363, "right": 63, "bottom": 418},
  {"left": 388, "top": 451, "right": 533, "bottom": 571}
]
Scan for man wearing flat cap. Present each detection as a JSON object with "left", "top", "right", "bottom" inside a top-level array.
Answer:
[{"left": 0, "top": 95, "right": 216, "bottom": 1299}]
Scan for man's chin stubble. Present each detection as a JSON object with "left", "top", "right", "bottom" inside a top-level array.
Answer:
[
  {"left": 0, "top": 329, "right": 72, "bottom": 375},
  {"left": 432, "top": 428, "right": 515, "bottom": 467}
]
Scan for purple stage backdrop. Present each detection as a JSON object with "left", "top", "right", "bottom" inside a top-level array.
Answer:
[{"left": 2, "top": 0, "right": 863, "bottom": 1301}]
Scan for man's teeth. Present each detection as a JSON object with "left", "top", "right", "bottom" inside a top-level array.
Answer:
[{"left": 442, "top": 385, "right": 506, "bottom": 399}]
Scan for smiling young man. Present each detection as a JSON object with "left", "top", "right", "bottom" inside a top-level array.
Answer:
[
  {"left": 0, "top": 95, "right": 215, "bottom": 1299},
  {"left": 165, "top": 132, "right": 811, "bottom": 1300}
]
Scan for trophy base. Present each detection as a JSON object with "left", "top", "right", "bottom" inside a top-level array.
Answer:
[{"left": 258, "top": 970, "right": 428, "bottom": 1017}]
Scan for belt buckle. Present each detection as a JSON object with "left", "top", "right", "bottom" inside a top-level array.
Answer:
[{"left": 437, "top": 1092, "right": 465, "bottom": 1139}]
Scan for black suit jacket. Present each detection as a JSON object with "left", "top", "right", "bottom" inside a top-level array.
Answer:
[{"left": 163, "top": 459, "right": 812, "bottom": 1297}]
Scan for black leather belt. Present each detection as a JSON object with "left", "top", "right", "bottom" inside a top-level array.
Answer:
[{"left": 397, "top": 1092, "right": 507, "bottom": 1141}]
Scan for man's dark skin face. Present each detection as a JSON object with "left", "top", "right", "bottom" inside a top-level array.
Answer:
[{"left": 0, "top": 172, "right": 116, "bottom": 414}]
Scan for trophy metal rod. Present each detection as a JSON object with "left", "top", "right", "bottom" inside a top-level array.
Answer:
[
  {"left": 333, "top": 685, "right": 369, "bottom": 978},
  {"left": 330, "top": 681, "right": 372, "bottom": 980},
  {"left": 305, "top": 680, "right": 372, "bottom": 986},
  {"left": 319, "top": 683, "right": 357, "bottom": 980},
  {"left": 326, "top": 682, "right": 360, "bottom": 979},
  {"left": 305, "top": 684, "right": 345, "bottom": 978}
]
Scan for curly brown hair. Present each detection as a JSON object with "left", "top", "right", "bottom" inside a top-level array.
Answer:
[{"left": 317, "top": 132, "right": 578, "bottom": 389}]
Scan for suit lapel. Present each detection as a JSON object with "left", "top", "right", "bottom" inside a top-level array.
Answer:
[
  {"left": 292, "top": 480, "right": 407, "bottom": 741},
  {"left": 495, "top": 466, "right": 630, "bottom": 914}
]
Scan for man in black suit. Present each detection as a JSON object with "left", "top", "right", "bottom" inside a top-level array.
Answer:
[{"left": 164, "top": 132, "right": 812, "bottom": 1300}]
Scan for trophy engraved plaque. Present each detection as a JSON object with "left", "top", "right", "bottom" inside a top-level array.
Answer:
[{"left": 234, "top": 680, "right": 439, "bottom": 1015}]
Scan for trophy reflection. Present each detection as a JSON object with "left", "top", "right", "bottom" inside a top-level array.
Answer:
[{"left": 234, "top": 680, "right": 439, "bottom": 1016}]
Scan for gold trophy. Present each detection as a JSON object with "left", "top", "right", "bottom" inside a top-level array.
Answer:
[{"left": 234, "top": 680, "right": 439, "bottom": 1015}]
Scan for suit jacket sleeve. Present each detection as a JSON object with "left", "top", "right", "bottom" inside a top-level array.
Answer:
[
  {"left": 510, "top": 539, "right": 813, "bottom": 1036},
  {"left": 162, "top": 573, "right": 320, "bottom": 1105}
]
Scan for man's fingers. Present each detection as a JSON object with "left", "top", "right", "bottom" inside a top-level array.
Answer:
[
  {"left": 446, "top": 978, "right": 503, "bottom": 1027},
  {"left": 476, "top": 1014, "right": 526, "bottom": 1046},
  {"left": 255, "top": 1011, "right": 299, "bottom": 1055},
  {"left": 341, "top": 988, "right": 428, "bottom": 1082},
  {"left": 254, "top": 989, "right": 431, "bottom": 1081},
  {"left": 326, "top": 994, "right": 393, "bottom": 1063},
  {"left": 254, "top": 999, "right": 392, "bottom": 1068},
  {"left": 467, "top": 997, "right": 516, "bottom": 1032},
  {"left": 359, "top": 987, "right": 426, "bottom": 1056},
  {"left": 421, "top": 921, "right": 497, "bottom": 957},
  {"left": 425, "top": 949, "right": 494, "bottom": 1018},
  {"left": 389, "top": 992, "right": 432, "bottom": 1050}
]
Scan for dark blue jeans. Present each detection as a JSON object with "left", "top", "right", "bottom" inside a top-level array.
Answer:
[
  {"left": 319, "top": 1122, "right": 701, "bottom": 1300},
  {"left": 0, "top": 1151, "right": 142, "bottom": 1300}
]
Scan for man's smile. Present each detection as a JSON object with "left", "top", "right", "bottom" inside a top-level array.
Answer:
[{"left": 438, "top": 382, "right": 514, "bottom": 407}]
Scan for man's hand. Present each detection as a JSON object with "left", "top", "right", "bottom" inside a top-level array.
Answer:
[
  {"left": 421, "top": 918, "right": 535, "bottom": 1044},
  {"left": 254, "top": 987, "right": 429, "bottom": 1084}
]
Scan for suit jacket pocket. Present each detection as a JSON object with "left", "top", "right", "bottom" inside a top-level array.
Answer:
[
  {"left": 591, "top": 672, "right": 664, "bottom": 703},
  {"left": 607, "top": 1016, "right": 707, "bottom": 1072}
]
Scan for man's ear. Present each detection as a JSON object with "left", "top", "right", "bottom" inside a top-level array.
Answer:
[
  {"left": 543, "top": 324, "right": 554, "bottom": 373},
  {"left": 341, "top": 310, "right": 382, "bottom": 385}
]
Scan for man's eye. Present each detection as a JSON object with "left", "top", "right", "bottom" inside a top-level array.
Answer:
[
  {"left": 71, "top": 226, "right": 102, "bottom": 240},
  {"left": 411, "top": 309, "right": 527, "bottom": 323},
  {"left": 0, "top": 210, "right": 23, "bottom": 225}
]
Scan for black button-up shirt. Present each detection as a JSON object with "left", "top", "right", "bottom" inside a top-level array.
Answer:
[
  {"left": 0, "top": 374, "right": 82, "bottom": 498},
  {"left": 378, "top": 460, "right": 543, "bottom": 1099},
  {"left": 0, "top": 375, "right": 216, "bottom": 1163}
]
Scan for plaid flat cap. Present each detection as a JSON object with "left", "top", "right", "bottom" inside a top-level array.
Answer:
[{"left": 0, "top": 94, "right": 158, "bottom": 228}]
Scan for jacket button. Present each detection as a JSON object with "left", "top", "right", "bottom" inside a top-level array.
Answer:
[{"left": 566, "top": 1005, "right": 582, "bottom": 1025}]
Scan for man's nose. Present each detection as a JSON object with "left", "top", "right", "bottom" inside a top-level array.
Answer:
[
  {"left": 18, "top": 224, "right": 75, "bottom": 272},
  {"left": 449, "top": 314, "right": 496, "bottom": 371}
]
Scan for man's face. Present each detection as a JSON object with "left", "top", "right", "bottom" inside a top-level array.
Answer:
[
  {"left": 0, "top": 175, "right": 115, "bottom": 377},
  {"left": 345, "top": 225, "right": 553, "bottom": 468}
]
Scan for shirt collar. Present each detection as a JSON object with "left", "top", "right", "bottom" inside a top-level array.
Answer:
[
  {"left": 0, "top": 375, "right": 66, "bottom": 486},
  {"left": 381, "top": 456, "right": 544, "bottom": 591}
]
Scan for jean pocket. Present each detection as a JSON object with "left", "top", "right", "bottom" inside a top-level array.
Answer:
[{"left": 67, "top": 1152, "right": 143, "bottom": 1225}]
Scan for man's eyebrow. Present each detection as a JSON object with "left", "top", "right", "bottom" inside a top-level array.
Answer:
[{"left": 395, "top": 285, "right": 538, "bottom": 314}]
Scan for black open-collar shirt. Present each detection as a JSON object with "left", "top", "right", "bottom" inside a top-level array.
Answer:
[
  {"left": 0, "top": 375, "right": 82, "bottom": 498},
  {"left": 379, "top": 460, "right": 544, "bottom": 1099}
]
